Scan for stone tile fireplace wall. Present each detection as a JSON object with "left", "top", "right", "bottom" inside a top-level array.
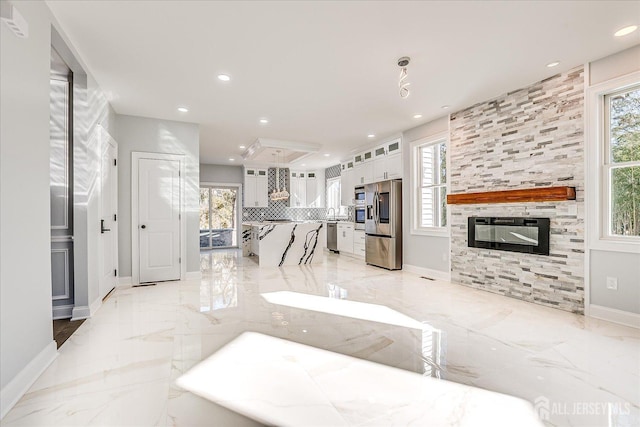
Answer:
[{"left": 449, "top": 66, "right": 585, "bottom": 313}]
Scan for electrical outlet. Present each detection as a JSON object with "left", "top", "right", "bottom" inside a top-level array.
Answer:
[
  {"left": 606, "top": 277, "right": 618, "bottom": 290},
  {"left": 442, "top": 253, "right": 448, "bottom": 262}
]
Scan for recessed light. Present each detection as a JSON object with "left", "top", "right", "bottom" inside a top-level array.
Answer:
[
  {"left": 614, "top": 25, "right": 638, "bottom": 37},
  {"left": 546, "top": 61, "right": 560, "bottom": 68},
  {"left": 301, "top": 163, "right": 306, "bottom": 166},
  {"left": 177, "top": 107, "right": 189, "bottom": 112},
  {"left": 367, "top": 134, "right": 375, "bottom": 138},
  {"left": 441, "top": 105, "right": 450, "bottom": 110},
  {"left": 239, "top": 145, "right": 246, "bottom": 149},
  {"left": 259, "top": 118, "right": 269, "bottom": 124},
  {"left": 324, "top": 153, "right": 330, "bottom": 157},
  {"left": 413, "top": 114, "right": 423, "bottom": 119},
  {"left": 229, "top": 158, "right": 235, "bottom": 161},
  {"left": 217, "top": 74, "right": 231, "bottom": 81}
]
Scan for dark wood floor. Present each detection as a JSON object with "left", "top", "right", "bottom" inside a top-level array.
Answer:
[{"left": 53, "top": 319, "right": 85, "bottom": 349}]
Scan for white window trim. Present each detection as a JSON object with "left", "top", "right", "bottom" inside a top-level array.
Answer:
[
  {"left": 200, "top": 182, "right": 243, "bottom": 249},
  {"left": 586, "top": 70, "right": 640, "bottom": 254},
  {"left": 410, "top": 131, "right": 450, "bottom": 237},
  {"left": 326, "top": 176, "right": 347, "bottom": 217}
]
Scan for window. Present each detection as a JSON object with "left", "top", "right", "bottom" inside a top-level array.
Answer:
[
  {"left": 604, "top": 86, "right": 640, "bottom": 238},
  {"left": 199, "top": 185, "right": 239, "bottom": 248},
  {"left": 587, "top": 71, "right": 640, "bottom": 252},
  {"left": 411, "top": 134, "right": 447, "bottom": 234},
  {"left": 326, "top": 177, "right": 342, "bottom": 213}
]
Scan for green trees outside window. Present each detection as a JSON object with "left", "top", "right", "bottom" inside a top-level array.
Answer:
[{"left": 608, "top": 87, "right": 640, "bottom": 237}]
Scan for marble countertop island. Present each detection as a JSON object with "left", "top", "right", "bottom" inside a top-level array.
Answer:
[{"left": 242, "top": 221, "right": 326, "bottom": 267}]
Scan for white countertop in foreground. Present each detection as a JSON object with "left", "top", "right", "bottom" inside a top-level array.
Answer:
[{"left": 177, "top": 332, "right": 543, "bottom": 427}]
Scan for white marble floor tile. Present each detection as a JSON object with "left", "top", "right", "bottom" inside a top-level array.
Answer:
[{"left": 2, "top": 249, "right": 638, "bottom": 427}]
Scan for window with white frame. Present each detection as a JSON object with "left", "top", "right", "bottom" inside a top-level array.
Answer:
[
  {"left": 326, "top": 177, "right": 342, "bottom": 214},
  {"left": 603, "top": 85, "right": 640, "bottom": 238},
  {"left": 412, "top": 135, "right": 447, "bottom": 233}
]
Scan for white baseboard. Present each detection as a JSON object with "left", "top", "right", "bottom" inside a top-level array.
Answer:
[
  {"left": 588, "top": 304, "right": 640, "bottom": 329},
  {"left": 70, "top": 305, "right": 90, "bottom": 321},
  {"left": 52, "top": 304, "right": 73, "bottom": 320},
  {"left": 403, "top": 264, "right": 451, "bottom": 282},
  {"left": 1, "top": 341, "right": 57, "bottom": 420},
  {"left": 185, "top": 271, "right": 202, "bottom": 280},
  {"left": 117, "top": 276, "right": 132, "bottom": 287},
  {"left": 90, "top": 297, "right": 102, "bottom": 316}
]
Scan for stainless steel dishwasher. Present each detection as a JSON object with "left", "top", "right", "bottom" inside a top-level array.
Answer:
[{"left": 327, "top": 222, "right": 338, "bottom": 252}]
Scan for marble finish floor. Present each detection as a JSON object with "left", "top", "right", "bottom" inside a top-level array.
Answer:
[{"left": 2, "top": 250, "right": 639, "bottom": 426}]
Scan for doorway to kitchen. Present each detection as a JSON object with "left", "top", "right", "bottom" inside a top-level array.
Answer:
[{"left": 200, "top": 183, "right": 241, "bottom": 249}]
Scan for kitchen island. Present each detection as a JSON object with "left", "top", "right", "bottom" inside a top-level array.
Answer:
[{"left": 242, "top": 221, "right": 326, "bottom": 267}]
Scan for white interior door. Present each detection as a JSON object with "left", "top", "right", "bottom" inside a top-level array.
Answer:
[
  {"left": 99, "top": 138, "right": 118, "bottom": 300},
  {"left": 138, "top": 158, "right": 181, "bottom": 283}
]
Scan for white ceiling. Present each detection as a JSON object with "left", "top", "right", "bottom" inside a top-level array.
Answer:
[{"left": 46, "top": 1, "right": 640, "bottom": 169}]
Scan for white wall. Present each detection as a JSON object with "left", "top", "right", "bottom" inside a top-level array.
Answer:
[
  {"left": 402, "top": 116, "right": 450, "bottom": 274},
  {"left": 0, "top": 0, "right": 115, "bottom": 417},
  {"left": 115, "top": 115, "right": 200, "bottom": 276},
  {"left": 0, "top": 0, "right": 55, "bottom": 398},
  {"left": 589, "top": 45, "right": 640, "bottom": 86},
  {"left": 200, "top": 164, "right": 243, "bottom": 184}
]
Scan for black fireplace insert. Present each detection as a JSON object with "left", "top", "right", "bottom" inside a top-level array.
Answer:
[{"left": 468, "top": 217, "right": 550, "bottom": 255}]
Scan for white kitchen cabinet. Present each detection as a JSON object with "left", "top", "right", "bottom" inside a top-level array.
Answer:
[
  {"left": 372, "top": 138, "right": 403, "bottom": 181},
  {"left": 353, "top": 149, "right": 375, "bottom": 186},
  {"left": 385, "top": 153, "right": 403, "bottom": 179},
  {"left": 290, "top": 171, "right": 307, "bottom": 207},
  {"left": 354, "top": 161, "right": 374, "bottom": 186},
  {"left": 340, "top": 161, "right": 355, "bottom": 206},
  {"left": 353, "top": 230, "right": 365, "bottom": 258},
  {"left": 290, "top": 170, "right": 324, "bottom": 207},
  {"left": 373, "top": 145, "right": 387, "bottom": 182},
  {"left": 244, "top": 168, "right": 268, "bottom": 207},
  {"left": 306, "top": 172, "right": 319, "bottom": 207},
  {"left": 337, "top": 222, "right": 354, "bottom": 254}
]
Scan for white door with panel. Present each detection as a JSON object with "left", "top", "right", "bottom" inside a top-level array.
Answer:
[
  {"left": 99, "top": 136, "right": 118, "bottom": 299},
  {"left": 138, "top": 158, "right": 181, "bottom": 283}
]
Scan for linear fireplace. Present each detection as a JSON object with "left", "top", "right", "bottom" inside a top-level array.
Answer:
[{"left": 468, "top": 217, "right": 550, "bottom": 256}]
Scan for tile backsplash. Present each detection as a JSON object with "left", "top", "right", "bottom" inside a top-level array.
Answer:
[{"left": 242, "top": 165, "right": 353, "bottom": 222}]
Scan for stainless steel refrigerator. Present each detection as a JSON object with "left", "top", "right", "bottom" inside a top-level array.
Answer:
[{"left": 365, "top": 179, "right": 402, "bottom": 270}]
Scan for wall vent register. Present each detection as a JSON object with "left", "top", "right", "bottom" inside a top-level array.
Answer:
[{"left": 468, "top": 217, "right": 550, "bottom": 256}]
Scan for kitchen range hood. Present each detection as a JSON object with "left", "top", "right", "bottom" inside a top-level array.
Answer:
[{"left": 241, "top": 138, "right": 321, "bottom": 165}]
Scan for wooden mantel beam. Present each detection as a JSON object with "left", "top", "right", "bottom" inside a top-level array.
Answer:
[{"left": 446, "top": 186, "right": 576, "bottom": 205}]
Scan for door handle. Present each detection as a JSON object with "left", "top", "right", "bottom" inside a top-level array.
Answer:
[
  {"left": 141, "top": 224, "right": 146, "bottom": 229},
  {"left": 101, "top": 219, "right": 111, "bottom": 234}
]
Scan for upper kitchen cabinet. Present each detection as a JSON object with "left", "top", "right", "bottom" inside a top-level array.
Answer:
[
  {"left": 290, "top": 170, "right": 325, "bottom": 207},
  {"left": 340, "top": 160, "right": 355, "bottom": 206},
  {"left": 353, "top": 148, "right": 374, "bottom": 186},
  {"left": 373, "top": 138, "right": 402, "bottom": 181},
  {"left": 244, "top": 167, "right": 269, "bottom": 207}
]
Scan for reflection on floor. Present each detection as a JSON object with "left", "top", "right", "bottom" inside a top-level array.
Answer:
[
  {"left": 2, "top": 249, "right": 639, "bottom": 426},
  {"left": 52, "top": 318, "right": 85, "bottom": 349}
]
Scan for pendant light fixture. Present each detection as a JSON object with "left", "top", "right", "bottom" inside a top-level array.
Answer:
[
  {"left": 270, "top": 150, "right": 290, "bottom": 201},
  {"left": 397, "top": 56, "right": 411, "bottom": 99}
]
